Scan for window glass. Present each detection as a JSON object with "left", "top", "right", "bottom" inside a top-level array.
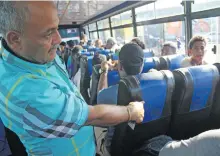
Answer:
[
  {"left": 112, "top": 27, "right": 134, "bottom": 45},
  {"left": 192, "top": 0, "right": 220, "bottom": 12},
  {"left": 98, "top": 30, "right": 111, "bottom": 44},
  {"left": 155, "top": 0, "right": 183, "bottom": 18},
  {"left": 89, "top": 23, "right": 97, "bottom": 31},
  {"left": 111, "top": 10, "right": 132, "bottom": 27},
  {"left": 164, "top": 21, "right": 185, "bottom": 53},
  {"left": 111, "top": 14, "right": 121, "bottom": 27},
  {"left": 137, "top": 24, "right": 163, "bottom": 56},
  {"left": 135, "top": 3, "right": 155, "bottom": 22},
  {"left": 97, "top": 18, "right": 109, "bottom": 29},
  {"left": 90, "top": 31, "right": 98, "bottom": 41},
  {"left": 121, "top": 10, "right": 132, "bottom": 25},
  {"left": 192, "top": 17, "right": 220, "bottom": 64},
  {"left": 137, "top": 21, "right": 185, "bottom": 56},
  {"left": 83, "top": 26, "right": 89, "bottom": 36}
]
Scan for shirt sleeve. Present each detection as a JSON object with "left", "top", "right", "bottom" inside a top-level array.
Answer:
[{"left": 18, "top": 77, "right": 89, "bottom": 138}]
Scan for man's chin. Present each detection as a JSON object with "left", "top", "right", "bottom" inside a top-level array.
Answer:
[{"left": 48, "top": 51, "right": 56, "bottom": 62}]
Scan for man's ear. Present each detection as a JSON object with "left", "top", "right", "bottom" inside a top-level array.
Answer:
[
  {"left": 6, "top": 31, "right": 22, "bottom": 52},
  {"left": 118, "top": 61, "right": 123, "bottom": 71}
]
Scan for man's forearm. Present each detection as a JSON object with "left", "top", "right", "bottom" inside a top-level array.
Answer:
[
  {"left": 85, "top": 105, "right": 129, "bottom": 127},
  {"left": 97, "top": 72, "right": 108, "bottom": 93}
]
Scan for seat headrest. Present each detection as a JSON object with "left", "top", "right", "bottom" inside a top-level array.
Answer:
[
  {"left": 174, "top": 65, "right": 219, "bottom": 111},
  {"left": 163, "top": 54, "right": 186, "bottom": 70},
  {"left": 119, "top": 71, "right": 174, "bottom": 123},
  {"left": 108, "top": 70, "right": 120, "bottom": 86},
  {"left": 142, "top": 57, "right": 160, "bottom": 73},
  {"left": 143, "top": 50, "right": 154, "bottom": 58},
  {"left": 112, "top": 54, "right": 119, "bottom": 60}
]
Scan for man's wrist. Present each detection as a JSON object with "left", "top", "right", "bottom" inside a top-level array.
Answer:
[{"left": 99, "top": 68, "right": 108, "bottom": 75}]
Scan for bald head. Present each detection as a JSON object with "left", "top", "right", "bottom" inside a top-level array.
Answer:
[
  {"left": 0, "top": 1, "right": 56, "bottom": 38},
  {"left": 0, "top": 1, "right": 61, "bottom": 64}
]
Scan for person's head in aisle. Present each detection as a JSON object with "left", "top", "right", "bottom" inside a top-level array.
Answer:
[
  {"left": 82, "top": 34, "right": 88, "bottom": 43},
  {"left": 131, "top": 37, "right": 146, "bottom": 50},
  {"left": 188, "top": 35, "right": 207, "bottom": 65},
  {"left": 92, "top": 53, "right": 107, "bottom": 66},
  {"left": 71, "top": 45, "right": 83, "bottom": 55},
  {"left": 95, "top": 39, "right": 103, "bottom": 48},
  {"left": 118, "top": 43, "right": 144, "bottom": 77},
  {"left": 67, "top": 40, "right": 75, "bottom": 49},
  {"left": 106, "top": 37, "right": 117, "bottom": 50},
  {"left": 60, "top": 41, "right": 66, "bottom": 52},
  {"left": 0, "top": 1, "right": 61, "bottom": 64},
  {"left": 87, "top": 40, "right": 93, "bottom": 47},
  {"left": 161, "top": 42, "right": 177, "bottom": 56}
]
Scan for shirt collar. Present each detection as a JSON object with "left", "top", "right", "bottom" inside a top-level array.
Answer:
[{"left": 0, "top": 39, "right": 54, "bottom": 76}]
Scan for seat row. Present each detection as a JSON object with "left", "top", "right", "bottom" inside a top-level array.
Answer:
[
  {"left": 99, "top": 64, "right": 220, "bottom": 156},
  {"left": 89, "top": 54, "right": 186, "bottom": 105}
]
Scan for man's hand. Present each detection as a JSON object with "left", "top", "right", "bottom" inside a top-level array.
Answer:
[
  {"left": 101, "top": 60, "right": 115, "bottom": 72},
  {"left": 127, "top": 101, "right": 145, "bottom": 123}
]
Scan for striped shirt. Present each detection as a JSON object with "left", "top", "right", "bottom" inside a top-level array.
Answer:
[{"left": 0, "top": 40, "right": 95, "bottom": 156}]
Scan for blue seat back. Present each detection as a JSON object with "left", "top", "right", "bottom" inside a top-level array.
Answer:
[
  {"left": 189, "top": 66, "right": 215, "bottom": 111},
  {"left": 136, "top": 72, "right": 173, "bottom": 123},
  {"left": 98, "top": 49, "right": 110, "bottom": 56},
  {"left": 81, "top": 52, "right": 94, "bottom": 56},
  {"left": 142, "top": 57, "right": 160, "bottom": 73},
  {"left": 112, "top": 54, "right": 119, "bottom": 60},
  {"left": 143, "top": 49, "right": 154, "bottom": 58},
  {"left": 163, "top": 54, "right": 186, "bottom": 70},
  {"left": 170, "top": 65, "right": 219, "bottom": 139},
  {"left": 87, "top": 56, "right": 93, "bottom": 76},
  {"left": 107, "top": 70, "right": 120, "bottom": 86},
  {"left": 111, "top": 71, "right": 174, "bottom": 156},
  {"left": 97, "top": 85, "right": 118, "bottom": 105}
]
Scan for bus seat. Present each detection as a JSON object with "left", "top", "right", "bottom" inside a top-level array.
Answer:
[
  {"left": 80, "top": 55, "right": 91, "bottom": 104},
  {"left": 97, "top": 85, "right": 118, "bottom": 105},
  {"left": 169, "top": 65, "right": 219, "bottom": 139},
  {"left": 162, "top": 54, "right": 186, "bottom": 70},
  {"left": 143, "top": 49, "right": 154, "bottom": 58},
  {"left": 112, "top": 54, "right": 119, "bottom": 60},
  {"left": 90, "top": 64, "right": 101, "bottom": 105},
  {"left": 142, "top": 57, "right": 161, "bottom": 72},
  {"left": 209, "top": 63, "right": 220, "bottom": 129},
  {"left": 81, "top": 51, "right": 94, "bottom": 57},
  {"left": 111, "top": 71, "right": 174, "bottom": 156},
  {"left": 0, "top": 119, "right": 12, "bottom": 156},
  {"left": 108, "top": 70, "right": 120, "bottom": 86},
  {"left": 87, "top": 56, "right": 93, "bottom": 76},
  {"left": 5, "top": 127, "right": 27, "bottom": 156}
]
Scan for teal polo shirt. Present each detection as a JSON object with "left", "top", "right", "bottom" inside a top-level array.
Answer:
[{"left": 0, "top": 40, "right": 95, "bottom": 156}]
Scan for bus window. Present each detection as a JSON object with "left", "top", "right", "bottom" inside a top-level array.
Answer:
[
  {"left": 137, "top": 21, "right": 185, "bottom": 56},
  {"left": 155, "top": 0, "right": 183, "bottom": 18},
  {"left": 112, "top": 27, "right": 134, "bottom": 45},
  {"left": 90, "top": 31, "right": 98, "bottom": 41},
  {"left": 192, "top": 0, "right": 220, "bottom": 12},
  {"left": 98, "top": 30, "right": 111, "bottom": 44},
  {"left": 135, "top": 3, "right": 155, "bottom": 22}
]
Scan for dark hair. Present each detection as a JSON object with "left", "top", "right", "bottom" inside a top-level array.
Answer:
[
  {"left": 92, "top": 53, "right": 106, "bottom": 66},
  {"left": 131, "top": 38, "right": 146, "bottom": 49},
  {"left": 67, "top": 40, "right": 75, "bottom": 48},
  {"left": 60, "top": 41, "right": 66, "bottom": 46},
  {"left": 188, "top": 35, "right": 207, "bottom": 49},
  {"left": 72, "top": 45, "right": 83, "bottom": 54}
]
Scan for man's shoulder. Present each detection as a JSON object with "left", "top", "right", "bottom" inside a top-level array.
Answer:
[{"left": 181, "top": 57, "right": 192, "bottom": 68}]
